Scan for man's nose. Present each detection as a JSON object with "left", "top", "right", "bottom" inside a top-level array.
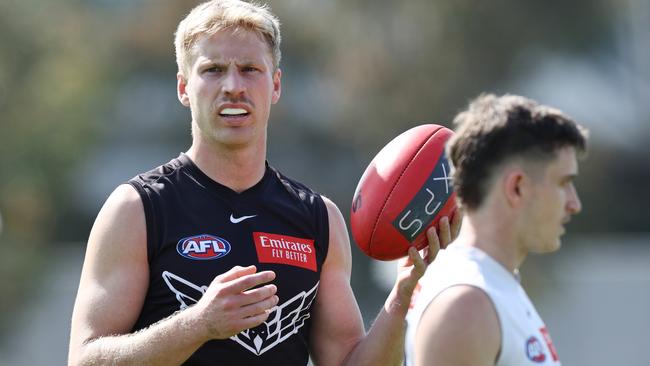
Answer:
[
  {"left": 222, "top": 69, "right": 245, "bottom": 96},
  {"left": 567, "top": 184, "right": 582, "bottom": 215}
]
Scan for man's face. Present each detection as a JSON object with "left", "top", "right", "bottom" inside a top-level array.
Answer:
[
  {"left": 178, "top": 28, "right": 281, "bottom": 149},
  {"left": 522, "top": 147, "right": 582, "bottom": 254}
]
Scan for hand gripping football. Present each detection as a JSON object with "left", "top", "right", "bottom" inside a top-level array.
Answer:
[{"left": 350, "top": 124, "right": 456, "bottom": 260}]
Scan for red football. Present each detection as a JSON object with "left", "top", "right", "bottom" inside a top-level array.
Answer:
[{"left": 350, "top": 124, "right": 456, "bottom": 261}]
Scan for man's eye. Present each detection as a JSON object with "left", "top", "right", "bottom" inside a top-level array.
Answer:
[
  {"left": 205, "top": 66, "right": 223, "bottom": 73},
  {"left": 561, "top": 178, "right": 574, "bottom": 187},
  {"left": 242, "top": 66, "right": 258, "bottom": 72}
]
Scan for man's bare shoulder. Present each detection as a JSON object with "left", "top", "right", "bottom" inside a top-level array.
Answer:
[
  {"left": 415, "top": 284, "right": 501, "bottom": 365},
  {"left": 85, "top": 183, "right": 147, "bottom": 263},
  {"left": 427, "top": 284, "right": 497, "bottom": 320},
  {"left": 107, "top": 183, "right": 143, "bottom": 209}
]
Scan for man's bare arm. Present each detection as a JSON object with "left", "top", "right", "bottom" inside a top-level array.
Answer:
[
  {"left": 308, "top": 198, "right": 459, "bottom": 366},
  {"left": 414, "top": 285, "right": 501, "bottom": 366},
  {"left": 68, "top": 185, "right": 278, "bottom": 365}
]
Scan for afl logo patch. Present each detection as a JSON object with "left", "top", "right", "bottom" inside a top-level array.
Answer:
[
  {"left": 525, "top": 336, "right": 547, "bottom": 363},
  {"left": 176, "top": 234, "right": 231, "bottom": 260}
]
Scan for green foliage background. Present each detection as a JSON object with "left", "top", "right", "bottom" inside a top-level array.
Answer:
[{"left": 0, "top": 0, "right": 648, "bottom": 337}]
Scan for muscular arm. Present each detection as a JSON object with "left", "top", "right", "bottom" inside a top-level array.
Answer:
[
  {"left": 307, "top": 197, "right": 365, "bottom": 366},
  {"left": 414, "top": 285, "right": 501, "bottom": 366},
  {"left": 68, "top": 185, "right": 278, "bottom": 365},
  {"left": 309, "top": 197, "right": 454, "bottom": 366}
]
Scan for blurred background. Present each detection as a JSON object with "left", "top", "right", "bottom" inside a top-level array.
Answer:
[{"left": 0, "top": 0, "right": 648, "bottom": 364}]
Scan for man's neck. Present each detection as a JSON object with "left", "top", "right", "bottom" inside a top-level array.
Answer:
[
  {"left": 454, "top": 211, "right": 526, "bottom": 274},
  {"left": 185, "top": 140, "right": 267, "bottom": 193}
]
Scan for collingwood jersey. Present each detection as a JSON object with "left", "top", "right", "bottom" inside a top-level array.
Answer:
[
  {"left": 405, "top": 245, "right": 561, "bottom": 366},
  {"left": 128, "top": 153, "right": 329, "bottom": 366}
]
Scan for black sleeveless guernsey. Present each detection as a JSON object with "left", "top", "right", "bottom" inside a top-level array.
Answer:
[{"left": 127, "top": 154, "right": 329, "bottom": 366}]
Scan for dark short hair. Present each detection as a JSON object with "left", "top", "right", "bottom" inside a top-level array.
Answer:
[{"left": 446, "top": 93, "right": 589, "bottom": 210}]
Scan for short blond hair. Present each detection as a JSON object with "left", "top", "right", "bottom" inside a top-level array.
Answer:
[{"left": 174, "top": 0, "right": 281, "bottom": 76}]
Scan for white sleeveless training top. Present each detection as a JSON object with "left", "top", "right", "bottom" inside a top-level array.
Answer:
[{"left": 404, "top": 245, "right": 561, "bottom": 365}]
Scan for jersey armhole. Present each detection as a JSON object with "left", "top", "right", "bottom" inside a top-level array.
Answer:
[
  {"left": 315, "top": 194, "right": 330, "bottom": 270},
  {"left": 127, "top": 180, "right": 159, "bottom": 265}
]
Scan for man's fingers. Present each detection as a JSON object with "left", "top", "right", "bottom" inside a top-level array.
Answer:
[
  {"left": 437, "top": 216, "right": 452, "bottom": 248},
  {"left": 241, "top": 270, "right": 275, "bottom": 290},
  {"left": 426, "top": 226, "right": 441, "bottom": 264},
  {"left": 239, "top": 294, "right": 279, "bottom": 319},
  {"left": 229, "top": 292, "right": 279, "bottom": 335},
  {"left": 450, "top": 209, "right": 463, "bottom": 240},
  {"left": 408, "top": 246, "right": 426, "bottom": 276},
  {"left": 197, "top": 266, "right": 279, "bottom": 339},
  {"left": 236, "top": 308, "right": 275, "bottom": 331},
  {"left": 214, "top": 267, "right": 275, "bottom": 291},
  {"left": 240, "top": 284, "right": 278, "bottom": 306},
  {"left": 214, "top": 265, "right": 258, "bottom": 282}
]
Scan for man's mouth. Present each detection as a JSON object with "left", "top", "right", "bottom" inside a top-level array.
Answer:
[{"left": 219, "top": 108, "right": 249, "bottom": 117}]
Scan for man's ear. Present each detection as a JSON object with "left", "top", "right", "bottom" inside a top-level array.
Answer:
[
  {"left": 271, "top": 68, "right": 281, "bottom": 104},
  {"left": 177, "top": 73, "right": 190, "bottom": 107},
  {"left": 503, "top": 169, "right": 526, "bottom": 208}
]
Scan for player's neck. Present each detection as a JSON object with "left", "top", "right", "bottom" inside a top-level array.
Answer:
[
  {"left": 186, "top": 140, "right": 267, "bottom": 193},
  {"left": 456, "top": 210, "right": 525, "bottom": 274}
]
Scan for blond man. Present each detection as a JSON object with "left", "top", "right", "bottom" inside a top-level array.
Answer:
[{"left": 68, "top": 1, "right": 458, "bottom": 365}]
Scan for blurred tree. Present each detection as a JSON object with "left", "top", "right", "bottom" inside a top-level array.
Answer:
[
  {"left": 288, "top": 0, "right": 616, "bottom": 146},
  {"left": 0, "top": 0, "right": 647, "bottom": 336},
  {"left": 0, "top": 0, "right": 120, "bottom": 324},
  {"left": 0, "top": 1, "right": 114, "bottom": 244}
]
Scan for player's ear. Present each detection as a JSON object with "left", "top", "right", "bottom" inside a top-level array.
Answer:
[
  {"left": 177, "top": 73, "right": 190, "bottom": 107},
  {"left": 504, "top": 169, "right": 526, "bottom": 208},
  {"left": 271, "top": 68, "right": 281, "bottom": 104}
]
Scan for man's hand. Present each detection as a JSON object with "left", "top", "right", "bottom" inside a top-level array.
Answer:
[
  {"left": 438, "top": 209, "right": 463, "bottom": 250},
  {"left": 389, "top": 210, "right": 463, "bottom": 314},
  {"left": 192, "top": 265, "right": 279, "bottom": 340}
]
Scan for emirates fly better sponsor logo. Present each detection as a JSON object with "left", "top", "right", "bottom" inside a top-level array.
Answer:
[
  {"left": 176, "top": 234, "right": 231, "bottom": 260},
  {"left": 253, "top": 232, "right": 317, "bottom": 271}
]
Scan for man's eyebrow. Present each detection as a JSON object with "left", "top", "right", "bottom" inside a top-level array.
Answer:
[
  {"left": 562, "top": 173, "right": 578, "bottom": 182},
  {"left": 198, "top": 59, "right": 225, "bottom": 65},
  {"left": 198, "top": 59, "right": 260, "bottom": 67}
]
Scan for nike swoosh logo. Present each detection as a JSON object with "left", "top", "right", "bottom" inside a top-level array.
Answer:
[{"left": 229, "top": 214, "right": 258, "bottom": 224}]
